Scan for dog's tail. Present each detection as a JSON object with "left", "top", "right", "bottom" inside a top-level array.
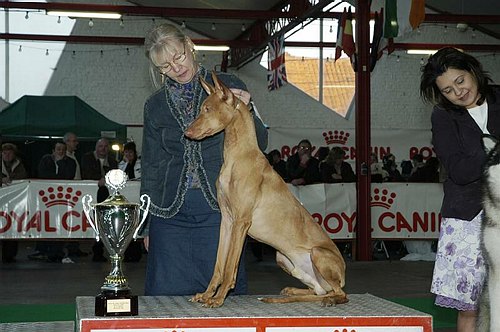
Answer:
[{"left": 258, "top": 293, "right": 348, "bottom": 306}]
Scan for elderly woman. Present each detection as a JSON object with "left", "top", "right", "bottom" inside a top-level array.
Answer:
[{"left": 140, "top": 23, "right": 268, "bottom": 296}]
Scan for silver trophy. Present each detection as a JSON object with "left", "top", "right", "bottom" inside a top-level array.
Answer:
[{"left": 82, "top": 169, "right": 150, "bottom": 316}]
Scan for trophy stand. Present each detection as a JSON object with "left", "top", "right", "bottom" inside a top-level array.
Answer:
[
  {"left": 83, "top": 169, "right": 150, "bottom": 317},
  {"left": 94, "top": 252, "right": 139, "bottom": 316}
]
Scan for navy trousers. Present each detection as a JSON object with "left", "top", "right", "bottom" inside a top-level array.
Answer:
[{"left": 144, "top": 189, "right": 247, "bottom": 296}]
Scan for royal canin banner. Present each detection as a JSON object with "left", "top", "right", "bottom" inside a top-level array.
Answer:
[
  {"left": 0, "top": 180, "right": 141, "bottom": 240},
  {"left": 268, "top": 127, "right": 435, "bottom": 162},
  {"left": 0, "top": 180, "right": 442, "bottom": 240}
]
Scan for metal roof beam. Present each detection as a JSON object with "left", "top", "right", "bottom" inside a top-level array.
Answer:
[
  {"left": 0, "top": 1, "right": 298, "bottom": 20},
  {"left": 230, "top": 0, "right": 337, "bottom": 69}
]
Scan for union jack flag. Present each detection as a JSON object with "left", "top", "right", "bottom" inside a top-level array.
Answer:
[{"left": 267, "top": 35, "right": 287, "bottom": 91}]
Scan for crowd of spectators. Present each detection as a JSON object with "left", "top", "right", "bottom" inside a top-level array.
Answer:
[
  {"left": 1, "top": 135, "right": 442, "bottom": 264},
  {"left": 1, "top": 133, "right": 142, "bottom": 264},
  {"left": 266, "top": 139, "right": 441, "bottom": 185}
]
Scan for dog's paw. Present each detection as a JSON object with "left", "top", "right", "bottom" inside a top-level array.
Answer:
[
  {"left": 335, "top": 295, "right": 349, "bottom": 304},
  {"left": 201, "top": 297, "right": 224, "bottom": 308},
  {"left": 321, "top": 297, "right": 337, "bottom": 307},
  {"left": 257, "top": 297, "right": 272, "bottom": 303},
  {"left": 279, "top": 287, "right": 294, "bottom": 296},
  {"left": 189, "top": 293, "right": 206, "bottom": 303}
]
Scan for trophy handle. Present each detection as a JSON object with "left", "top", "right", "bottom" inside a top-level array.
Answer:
[
  {"left": 82, "top": 194, "right": 100, "bottom": 241},
  {"left": 133, "top": 194, "right": 151, "bottom": 240}
]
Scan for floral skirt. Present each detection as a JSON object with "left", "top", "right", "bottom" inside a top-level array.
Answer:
[{"left": 430, "top": 212, "right": 486, "bottom": 311}]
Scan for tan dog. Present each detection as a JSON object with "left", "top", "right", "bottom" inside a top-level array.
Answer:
[{"left": 184, "top": 72, "right": 347, "bottom": 308}]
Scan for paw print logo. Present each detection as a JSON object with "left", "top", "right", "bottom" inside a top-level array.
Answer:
[
  {"left": 38, "top": 186, "right": 82, "bottom": 208},
  {"left": 370, "top": 188, "right": 397, "bottom": 209}
]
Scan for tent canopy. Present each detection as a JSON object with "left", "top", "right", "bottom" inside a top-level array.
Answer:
[{"left": 0, "top": 95, "right": 126, "bottom": 141}]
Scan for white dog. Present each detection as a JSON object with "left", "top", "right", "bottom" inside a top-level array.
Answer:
[{"left": 478, "top": 134, "right": 500, "bottom": 332}]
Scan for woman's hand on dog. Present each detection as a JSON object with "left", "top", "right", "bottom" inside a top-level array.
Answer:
[{"left": 230, "top": 88, "right": 251, "bottom": 105}]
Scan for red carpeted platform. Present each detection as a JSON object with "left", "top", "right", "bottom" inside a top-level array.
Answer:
[{"left": 76, "top": 294, "right": 432, "bottom": 332}]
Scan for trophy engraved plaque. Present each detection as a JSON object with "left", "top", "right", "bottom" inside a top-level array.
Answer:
[{"left": 82, "top": 169, "right": 150, "bottom": 316}]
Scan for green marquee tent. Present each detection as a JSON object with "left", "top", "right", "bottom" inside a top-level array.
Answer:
[
  {"left": 0, "top": 96, "right": 128, "bottom": 177},
  {"left": 0, "top": 95, "right": 126, "bottom": 141}
]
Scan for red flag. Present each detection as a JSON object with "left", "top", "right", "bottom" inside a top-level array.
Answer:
[
  {"left": 410, "top": 0, "right": 426, "bottom": 29},
  {"left": 342, "top": 8, "right": 355, "bottom": 57}
]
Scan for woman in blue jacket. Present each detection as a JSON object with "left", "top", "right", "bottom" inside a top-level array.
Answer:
[
  {"left": 141, "top": 23, "right": 268, "bottom": 296},
  {"left": 420, "top": 47, "right": 500, "bottom": 332}
]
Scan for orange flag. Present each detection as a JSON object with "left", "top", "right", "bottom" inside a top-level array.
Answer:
[{"left": 409, "top": 0, "right": 425, "bottom": 29}]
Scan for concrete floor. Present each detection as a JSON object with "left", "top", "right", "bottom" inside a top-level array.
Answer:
[{"left": 0, "top": 240, "right": 454, "bottom": 331}]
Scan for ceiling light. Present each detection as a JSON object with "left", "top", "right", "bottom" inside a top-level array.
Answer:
[
  {"left": 406, "top": 49, "right": 438, "bottom": 55},
  {"left": 194, "top": 45, "right": 230, "bottom": 52},
  {"left": 47, "top": 11, "right": 122, "bottom": 19}
]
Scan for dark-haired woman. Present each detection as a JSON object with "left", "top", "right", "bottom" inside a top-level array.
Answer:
[
  {"left": 420, "top": 47, "right": 500, "bottom": 332},
  {"left": 118, "top": 141, "right": 141, "bottom": 180}
]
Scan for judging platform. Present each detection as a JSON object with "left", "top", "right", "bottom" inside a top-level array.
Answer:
[{"left": 76, "top": 294, "right": 432, "bottom": 332}]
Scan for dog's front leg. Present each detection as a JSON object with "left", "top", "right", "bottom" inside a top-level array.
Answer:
[
  {"left": 202, "top": 217, "right": 252, "bottom": 308},
  {"left": 190, "top": 206, "right": 233, "bottom": 304}
]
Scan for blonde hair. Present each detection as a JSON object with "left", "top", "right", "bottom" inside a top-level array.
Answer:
[{"left": 144, "top": 23, "right": 194, "bottom": 89}]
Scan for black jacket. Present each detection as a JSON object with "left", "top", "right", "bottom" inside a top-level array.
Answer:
[
  {"left": 37, "top": 155, "right": 76, "bottom": 180},
  {"left": 431, "top": 86, "right": 500, "bottom": 220},
  {"left": 286, "top": 153, "right": 321, "bottom": 184}
]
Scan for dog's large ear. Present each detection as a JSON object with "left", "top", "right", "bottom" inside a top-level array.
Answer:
[
  {"left": 482, "top": 134, "right": 499, "bottom": 154},
  {"left": 200, "top": 76, "right": 216, "bottom": 95},
  {"left": 211, "top": 71, "right": 236, "bottom": 106}
]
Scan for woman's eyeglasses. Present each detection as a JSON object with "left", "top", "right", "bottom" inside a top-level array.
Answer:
[{"left": 157, "top": 43, "right": 187, "bottom": 74}]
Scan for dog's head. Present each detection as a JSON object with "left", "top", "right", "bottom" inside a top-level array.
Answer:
[{"left": 185, "top": 71, "right": 240, "bottom": 140}]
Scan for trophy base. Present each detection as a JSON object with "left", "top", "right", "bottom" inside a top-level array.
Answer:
[{"left": 95, "top": 290, "right": 138, "bottom": 316}]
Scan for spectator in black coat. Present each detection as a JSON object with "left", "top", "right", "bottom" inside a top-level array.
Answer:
[
  {"left": 38, "top": 141, "right": 76, "bottom": 180},
  {"left": 29, "top": 141, "right": 76, "bottom": 263},
  {"left": 409, "top": 156, "right": 440, "bottom": 182},
  {"left": 320, "top": 147, "right": 356, "bottom": 183},
  {"left": 267, "top": 149, "right": 288, "bottom": 181},
  {"left": 286, "top": 139, "right": 321, "bottom": 185}
]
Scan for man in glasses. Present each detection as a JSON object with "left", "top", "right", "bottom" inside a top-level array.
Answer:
[{"left": 286, "top": 139, "right": 321, "bottom": 185}]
